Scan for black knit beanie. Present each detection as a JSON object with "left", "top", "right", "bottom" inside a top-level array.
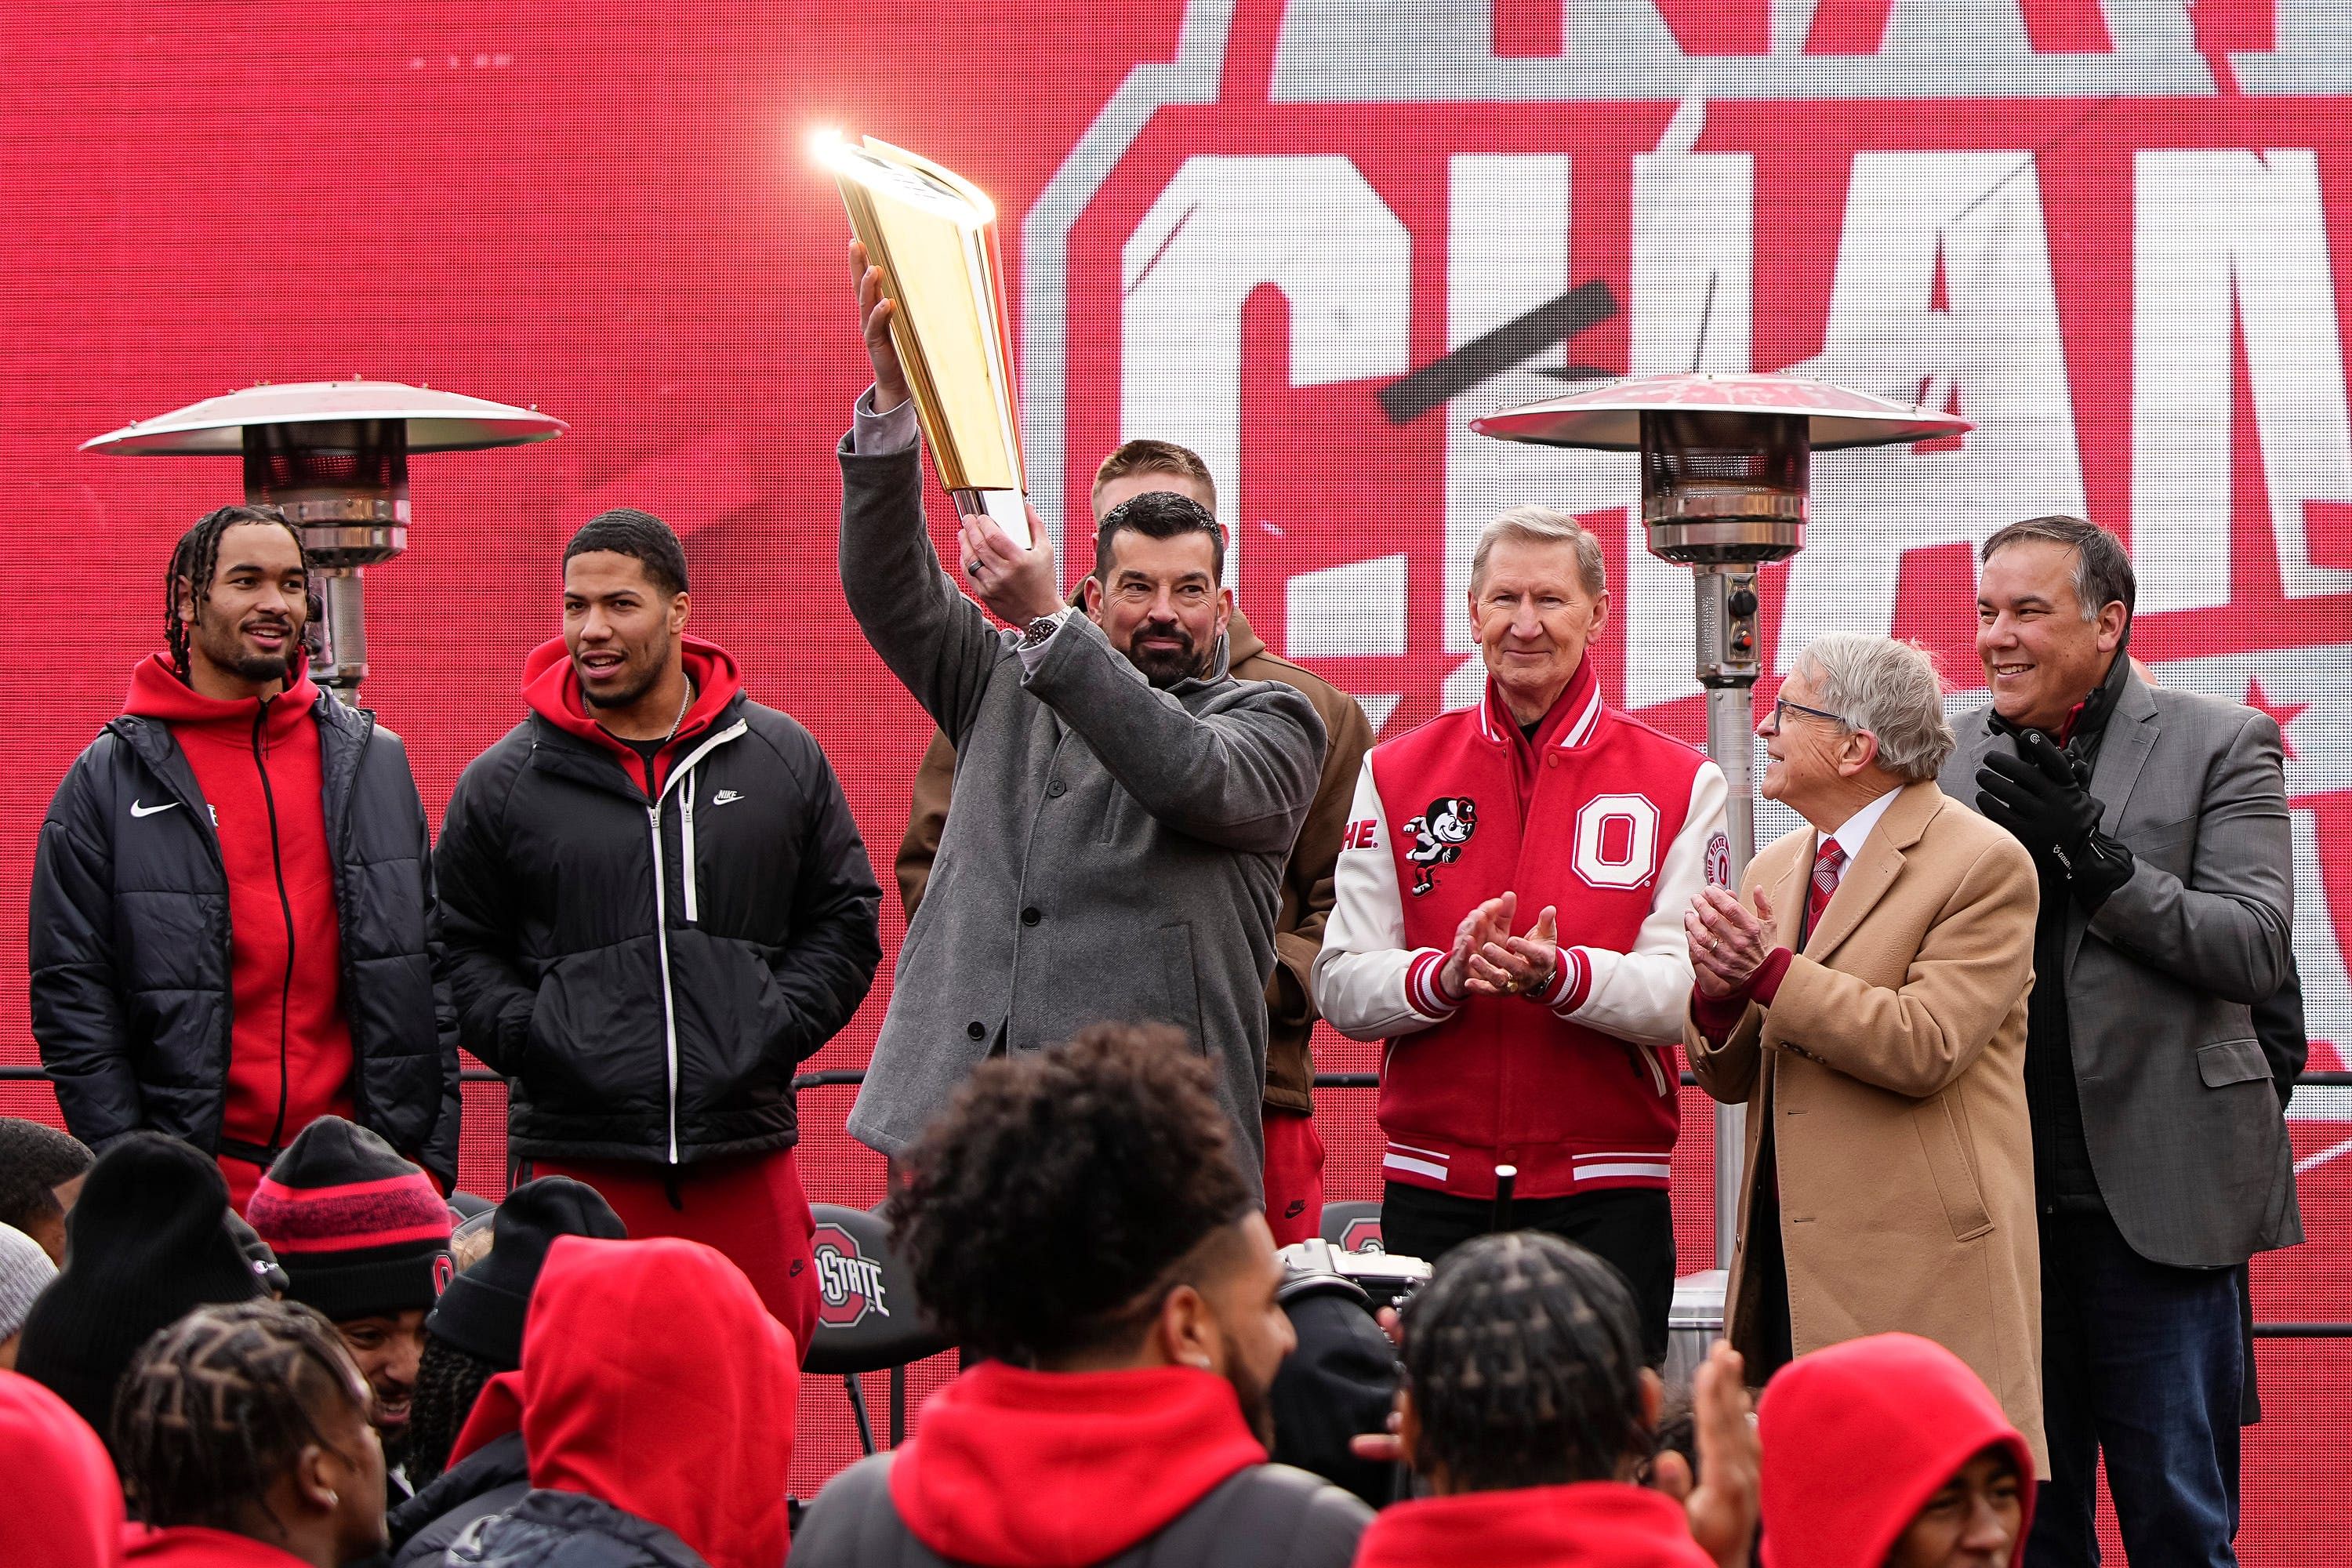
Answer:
[
  {"left": 247, "top": 1117, "right": 453, "bottom": 1323},
  {"left": 13, "top": 1134, "right": 265, "bottom": 1443},
  {"left": 426, "top": 1176, "right": 627, "bottom": 1370}
]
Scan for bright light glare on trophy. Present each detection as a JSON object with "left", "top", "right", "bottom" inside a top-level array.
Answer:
[{"left": 817, "top": 132, "right": 1029, "bottom": 550}]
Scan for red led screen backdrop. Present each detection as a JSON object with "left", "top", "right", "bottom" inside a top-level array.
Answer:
[{"left": 3, "top": 2, "right": 2348, "bottom": 1552}]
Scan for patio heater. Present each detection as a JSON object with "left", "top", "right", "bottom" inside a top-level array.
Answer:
[
  {"left": 85, "top": 379, "right": 567, "bottom": 698},
  {"left": 1473, "top": 372, "right": 1969, "bottom": 1269}
]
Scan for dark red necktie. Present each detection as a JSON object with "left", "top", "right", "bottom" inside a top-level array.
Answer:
[{"left": 1809, "top": 839, "right": 1848, "bottom": 930}]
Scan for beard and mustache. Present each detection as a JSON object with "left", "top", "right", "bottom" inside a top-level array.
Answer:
[{"left": 1125, "top": 619, "right": 1211, "bottom": 689}]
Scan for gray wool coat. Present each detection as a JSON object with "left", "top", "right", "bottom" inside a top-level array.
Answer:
[{"left": 837, "top": 430, "right": 1326, "bottom": 1189}]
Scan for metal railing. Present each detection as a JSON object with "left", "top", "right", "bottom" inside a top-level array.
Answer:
[{"left": 6, "top": 1062, "right": 2347, "bottom": 1337}]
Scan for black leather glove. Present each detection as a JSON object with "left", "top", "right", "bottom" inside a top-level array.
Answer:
[{"left": 1976, "top": 729, "right": 2136, "bottom": 909}]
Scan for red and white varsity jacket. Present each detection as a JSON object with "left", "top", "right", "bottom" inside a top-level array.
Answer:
[{"left": 1312, "top": 659, "right": 1729, "bottom": 1201}]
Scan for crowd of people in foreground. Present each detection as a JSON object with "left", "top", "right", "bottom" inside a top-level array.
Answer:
[{"left": 5, "top": 1029, "right": 2034, "bottom": 1568}]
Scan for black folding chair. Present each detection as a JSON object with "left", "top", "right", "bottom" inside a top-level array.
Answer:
[
  {"left": 1318, "top": 1199, "right": 1386, "bottom": 1254},
  {"left": 801, "top": 1203, "right": 949, "bottom": 1455}
]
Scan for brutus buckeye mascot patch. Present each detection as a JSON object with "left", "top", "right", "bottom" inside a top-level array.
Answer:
[{"left": 1401, "top": 797, "right": 1478, "bottom": 895}]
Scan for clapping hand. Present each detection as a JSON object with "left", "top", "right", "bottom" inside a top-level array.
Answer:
[
  {"left": 1684, "top": 887, "right": 1776, "bottom": 999},
  {"left": 1440, "top": 892, "right": 1560, "bottom": 1001},
  {"left": 1651, "top": 1341, "right": 1761, "bottom": 1568}
]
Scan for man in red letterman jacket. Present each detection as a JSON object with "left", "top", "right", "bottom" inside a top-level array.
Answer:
[{"left": 1315, "top": 506, "right": 1728, "bottom": 1360}]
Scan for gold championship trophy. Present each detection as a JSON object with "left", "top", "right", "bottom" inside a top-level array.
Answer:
[{"left": 817, "top": 132, "right": 1029, "bottom": 547}]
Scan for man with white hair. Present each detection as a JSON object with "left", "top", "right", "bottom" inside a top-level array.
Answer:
[
  {"left": 1684, "top": 633, "right": 2044, "bottom": 1468},
  {"left": 1317, "top": 506, "right": 1727, "bottom": 1363}
]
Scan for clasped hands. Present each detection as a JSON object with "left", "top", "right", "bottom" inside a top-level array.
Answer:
[
  {"left": 852, "top": 239, "right": 1062, "bottom": 628},
  {"left": 1438, "top": 891, "right": 1559, "bottom": 1001},
  {"left": 1684, "top": 886, "right": 1777, "bottom": 1000}
]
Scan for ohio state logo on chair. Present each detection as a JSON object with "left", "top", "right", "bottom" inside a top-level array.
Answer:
[{"left": 812, "top": 1220, "right": 891, "bottom": 1329}]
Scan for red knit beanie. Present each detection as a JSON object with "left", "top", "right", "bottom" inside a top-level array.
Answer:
[{"left": 248, "top": 1117, "right": 452, "bottom": 1321}]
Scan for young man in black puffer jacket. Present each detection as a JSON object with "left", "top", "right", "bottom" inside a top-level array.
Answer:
[
  {"left": 436, "top": 509, "right": 881, "bottom": 1358},
  {"left": 32, "top": 505, "right": 459, "bottom": 1206},
  {"left": 789, "top": 1024, "right": 1370, "bottom": 1568}
]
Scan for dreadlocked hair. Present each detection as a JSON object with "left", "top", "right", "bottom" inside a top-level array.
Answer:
[
  {"left": 165, "top": 503, "right": 308, "bottom": 679},
  {"left": 403, "top": 1334, "right": 498, "bottom": 1489},
  {"left": 886, "top": 1023, "right": 1256, "bottom": 1365},
  {"left": 1399, "top": 1232, "right": 1653, "bottom": 1492},
  {"left": 113, "top": 1298, "right": 370, "bottom": 1530}
]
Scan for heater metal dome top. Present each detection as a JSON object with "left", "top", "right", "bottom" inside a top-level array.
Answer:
[
  {"left": 1472, "top": 372, "right": 1970, "bottom": 452},
  {"left": 82, "top": 379, "right": 568, "bottom": 456}
]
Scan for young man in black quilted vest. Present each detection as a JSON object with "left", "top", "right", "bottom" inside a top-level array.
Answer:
[{"left": 790, "top": 1024, "right": 1370, "bottom": 1568}]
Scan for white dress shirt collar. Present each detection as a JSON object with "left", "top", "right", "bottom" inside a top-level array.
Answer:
[{"left": 1823, "top": 786, "right": 1902, "bottom": 878}]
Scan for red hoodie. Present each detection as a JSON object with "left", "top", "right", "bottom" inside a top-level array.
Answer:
[
  {"left": 446, "top": 1235, "right": 797, "bottom": 1568},
  {"left": 122, "top": 655, "right": 353, "bottom": 1210},
  {"left": 120, "top": 1529, "right": 310, "bottom": 1568},
  {"left": 521, "top": 636, "right": 744, "bottom": 799},
  {"left": 0, "top": 1369, "right": 123, "bottom": 1568},
  {"left": 887, "top": 1362, "right": 1268, "bottom": 1568},
  {"left": 1355, "top": 1483, "right": 1715, "bottom": 1568},
  {"left": 1757, "top": 1334, "right": 2035, "bottom": 1568}
]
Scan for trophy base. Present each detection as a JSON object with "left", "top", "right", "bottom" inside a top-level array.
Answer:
[{"left": 953, "top": 488, "right": 1031, "bottom": 552}]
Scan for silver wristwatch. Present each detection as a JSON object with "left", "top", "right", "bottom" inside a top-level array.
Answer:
[{"left": 1018, "top": 612, "right": 1066, "bottom": 651}]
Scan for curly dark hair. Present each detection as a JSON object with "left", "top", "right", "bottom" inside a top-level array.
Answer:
[
  {"left": 0, "top": 1117, "right": 93, "bottom": 1234},
  {"left": 114, "top": 1299, "right": 371, "bottom": 1531},
  {"left": 403, "top": 1334, "right": 498, "bottom": 1489},
  {"left": 885, "top": 1023, "right": 1256, "bottom": 1364},
  {"left": 165, "top": 504, "right": 310, "bottom": 681},
  {"left": 1399, "top": 1232, "right": 1652, "bottom": 1492}
]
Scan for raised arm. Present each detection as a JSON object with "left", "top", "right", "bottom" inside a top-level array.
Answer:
[
  {"left": 1021, "top": 612, "right": 1324, "bottom": 853},
  {"left": 835, "top": 245, "right": 1007, "bottom": 745}
]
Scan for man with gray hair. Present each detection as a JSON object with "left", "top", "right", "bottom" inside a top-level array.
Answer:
[
  {"left": 1944, "top": 515, "right": 2296, "bottom": 1568},
  {"left": 1319, "top": 504, "right": 1726, "bottom": 1363},
  {"left": 1685, "top": 633, "right": 2044, "bottom": 1468}
]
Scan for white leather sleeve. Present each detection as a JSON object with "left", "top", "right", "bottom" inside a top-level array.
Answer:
[
  {"left": 1559, "top": 760, "right": 1727, "bottom": 1046},
  {"left": 1311, "top": 754, "right": 1461, "bottom": 1040}
]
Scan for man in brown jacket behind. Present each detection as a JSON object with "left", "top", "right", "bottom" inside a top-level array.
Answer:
[
  {"left": 1682, "top": 633, "right": 2044, "bottom": 1473},
  {"left": 898, "top": 440, "right": 1374, "bottom": 1244}
]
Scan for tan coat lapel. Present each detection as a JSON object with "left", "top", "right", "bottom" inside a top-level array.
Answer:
[{"left": 1801, "top": 781, "right": 1941, "bottom": 964}]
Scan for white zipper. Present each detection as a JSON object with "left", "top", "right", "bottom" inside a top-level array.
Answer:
[
  {"left": 644, "top": 720, "right": 748, "bottom": 1164},
  {"left": 680, "top": 764, "right": 699, "bottom": 924}
]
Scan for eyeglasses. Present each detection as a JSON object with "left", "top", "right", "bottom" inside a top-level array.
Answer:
[{"left": 1766, "top": 695, "right": 1860, "bottom": 732}]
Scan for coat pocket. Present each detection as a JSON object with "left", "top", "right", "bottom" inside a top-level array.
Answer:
[
  {"left": 2197, "top": 1037, "right": 2270, "bottom": 1089},
  {"left": 1912, "top": 1094, "right": 1994, "bottom": 1243}
]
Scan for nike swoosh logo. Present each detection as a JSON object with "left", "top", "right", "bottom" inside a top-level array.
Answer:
[
  {"left": 711, "top": 791, "right": 744, "bottom": 807},
  {"left": 129, "top": 800, "right": 180, "bottom": 818}
]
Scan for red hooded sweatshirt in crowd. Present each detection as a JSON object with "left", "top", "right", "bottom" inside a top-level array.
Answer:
[
  {"left": 519, "top": 634, "right": 743, "bottom": 800},
  {"left": 1354, "top": 1483, "right": 1715, "bottom": 1568},
  {"left": 445, "top": 1234, "right": 798, "bottom": 1568},
  {"left": 120, "top": 1528, "right": 311, "bottom": 1568},
  {"left": 0, "top": 1368, "right": 124, "bottom": 1568},
  {"left": 1757, "top": 1334, "right": 2035, "bottom": 1568},
  {"left": 124, "top": 655, "right": 354, "bottom": 1210},
  {"left": 886, "top": 1361, "right": 1268, "bottom": 1568}
]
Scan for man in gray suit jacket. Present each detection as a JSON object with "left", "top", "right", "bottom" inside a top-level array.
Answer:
[
  {"left": 834, "top": 246, "right": 1325, "bottom": 1190},
  {"left": 1943, "top": 515, "right": 2299, "bottom": 1568}
]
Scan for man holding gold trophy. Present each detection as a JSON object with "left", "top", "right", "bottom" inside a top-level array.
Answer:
[{"left": 824, "top": 137, "right": 1327, "bottom": 1191}]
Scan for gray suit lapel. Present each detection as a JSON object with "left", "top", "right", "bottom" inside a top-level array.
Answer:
[{"left": 2065, "top": 673, "right": 2158, "bottom": 969}]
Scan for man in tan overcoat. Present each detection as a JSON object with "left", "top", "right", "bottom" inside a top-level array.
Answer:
[{"left": 1684, "top": 632, "right": 2045, "bottom": 1472}]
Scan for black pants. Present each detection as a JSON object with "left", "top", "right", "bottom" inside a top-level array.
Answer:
[{"left": 1381, "top": 1181, "right": 1675, "bottom": 1363}]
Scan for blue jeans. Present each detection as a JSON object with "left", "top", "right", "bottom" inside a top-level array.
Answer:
[{"left": 2027, "top": 1209, "right": 2243, "bottom": 1568}]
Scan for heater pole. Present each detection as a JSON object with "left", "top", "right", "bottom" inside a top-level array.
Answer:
[{"left": 1694, "top": 563, "right": 1763, "bottom": 1270}]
